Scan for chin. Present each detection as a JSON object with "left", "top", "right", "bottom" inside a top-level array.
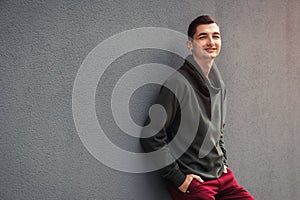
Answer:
[{"left": 210, "top": 53, "right": 220, "bottom": 59}]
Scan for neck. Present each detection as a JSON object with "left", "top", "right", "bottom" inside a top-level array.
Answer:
[{"left": 192, "top": 55, "right": 214, "bottom": 78}]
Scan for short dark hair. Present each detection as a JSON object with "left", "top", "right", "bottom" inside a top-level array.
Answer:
[{"left": 187, "top": 15, "right": 218, "bottom": 40}]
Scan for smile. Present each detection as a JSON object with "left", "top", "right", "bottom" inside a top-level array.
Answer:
[{"left": 205, "top": 48, "right": 216, "bottom": 52}]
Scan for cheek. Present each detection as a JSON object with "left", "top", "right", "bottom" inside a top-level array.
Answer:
[{"left": 193, "top": 41, "right": 205, "bottom": 48}]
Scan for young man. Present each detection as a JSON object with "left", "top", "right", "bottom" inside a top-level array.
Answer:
[{"left": 141, "top": 15, "right": 255, "bottom": 200}]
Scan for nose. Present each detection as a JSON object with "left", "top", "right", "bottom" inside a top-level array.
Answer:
[{"left": 207, "top": 36, "right": 215, "bottom": 46}]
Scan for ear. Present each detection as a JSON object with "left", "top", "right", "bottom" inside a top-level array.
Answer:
[{"left": 186, "top": 40, "right": 193, "bottom": 51}]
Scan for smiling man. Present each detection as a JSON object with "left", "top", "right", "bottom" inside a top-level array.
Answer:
[{"left": 141, "top": 15, "right": 255, "bottom": 200}]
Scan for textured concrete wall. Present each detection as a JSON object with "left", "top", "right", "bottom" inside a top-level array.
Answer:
[{"left": 1, "top": 0, "right": 299, "bottom": 199}]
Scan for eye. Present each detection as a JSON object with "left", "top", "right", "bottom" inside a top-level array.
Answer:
[{"left": 213, "top": 35, "right": 220, "bottom": 39}]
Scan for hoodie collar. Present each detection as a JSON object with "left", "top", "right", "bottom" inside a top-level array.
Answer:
[{"left": 185, "top": 55, "right": 223, "bottom": 90}]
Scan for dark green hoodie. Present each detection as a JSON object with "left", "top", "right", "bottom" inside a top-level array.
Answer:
[{"left": 141, "top": 55, "right": 227, "bottom": 187}]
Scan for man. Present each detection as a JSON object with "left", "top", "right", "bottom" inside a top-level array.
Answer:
[{"left": 141, "top": 15, "right": 255, "bottom": 200}]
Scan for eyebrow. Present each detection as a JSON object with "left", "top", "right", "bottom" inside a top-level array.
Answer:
[{"left": 197, "top": 32, "right": 220, "bottom": 37}]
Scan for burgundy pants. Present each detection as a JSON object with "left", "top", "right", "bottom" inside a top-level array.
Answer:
[{"left": 167, "top": 169, "right": 255, "bottom": 200}]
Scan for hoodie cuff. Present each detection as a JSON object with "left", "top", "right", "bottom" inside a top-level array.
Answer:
[{"left": 169, "top": 170, "right": 186, "bottom": 188}]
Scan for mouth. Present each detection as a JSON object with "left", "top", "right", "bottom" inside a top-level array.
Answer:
[{"left": 204, "top": 48, "right": 217, "bottom": 53}]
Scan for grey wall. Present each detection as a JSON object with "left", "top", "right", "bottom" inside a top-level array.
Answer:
[{"left": 1, "top": 0, "right": 299, "bottom": 199}]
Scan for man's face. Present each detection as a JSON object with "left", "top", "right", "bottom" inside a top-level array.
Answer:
[{"left": 187, "top": 23, "right": 221, "bottom": 60}]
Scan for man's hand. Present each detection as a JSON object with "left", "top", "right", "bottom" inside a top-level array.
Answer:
[
  {"left": 178, "top": 174, "right": 204, "bottom": 193},
  {"left": 223, "top": 165, "right": 228, "bottom": 173}
]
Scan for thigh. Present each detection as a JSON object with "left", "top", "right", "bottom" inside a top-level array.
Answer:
[
  {"left": 167, "top": 179, "right": 218, "bottom": 200},
  {"left": 216, "top": 169, "right": 255, "bottom": 200},
  {"left": 216, "top": 186, "right": 255, "bottom": 200}
]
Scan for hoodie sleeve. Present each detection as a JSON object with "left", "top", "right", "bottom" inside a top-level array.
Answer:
[
  {"left": 140, "top": 78, "right": 186, "bottom": 188},
  {"left": 219, "top": 131, "right": 228, "bottom": 166},
  {"left": 219, "top": 87, "right": 228, "bottom": 166}
]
